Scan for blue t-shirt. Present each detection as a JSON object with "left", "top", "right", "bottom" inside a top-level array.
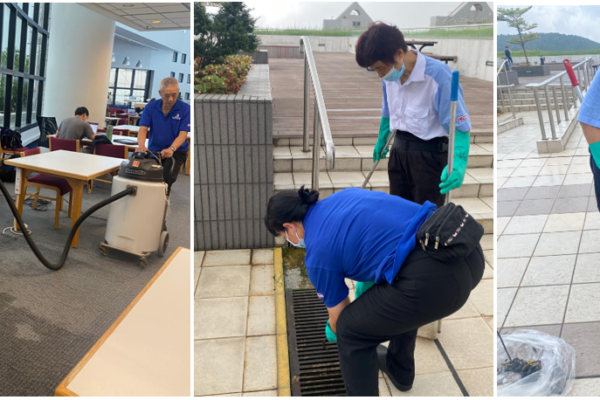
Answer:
[
  {"left": 578, "top": 72, "right": 600, "bottom": 129},
  {"left": 303, "top": 188, "right": 436, "bottom": 308},
  {"left": 139, "top": 99, "right": 190, "bottom": 152}
]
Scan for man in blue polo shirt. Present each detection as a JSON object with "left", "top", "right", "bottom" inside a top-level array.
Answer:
[
  {"left": 579, "top": 71, "right": 600, "bottom": 211},
  {"left": 137, "top": 77, "right": 190, "bottom": 195}
]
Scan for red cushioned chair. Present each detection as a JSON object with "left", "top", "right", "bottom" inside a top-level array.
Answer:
[
  {"left": 49, "top": 137, "right": 80, "bottom": 152},
  {"left": 20, "top": 148, "right": 73, "bottom": 229},
  {"left": 88, "top": 143, "right": 127, "bottom": 193}
]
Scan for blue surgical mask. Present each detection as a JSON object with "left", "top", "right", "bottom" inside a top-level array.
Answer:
[
  {"left": 285, "top": 227, "right": 306, "bottom": 249},
  {"left": 382, "top": 62, "right": 405, "bottom": 82}
]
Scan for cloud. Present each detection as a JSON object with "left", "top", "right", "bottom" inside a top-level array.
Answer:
[{"left": 497, "top": 5, "right": 600, "bottom": 43}]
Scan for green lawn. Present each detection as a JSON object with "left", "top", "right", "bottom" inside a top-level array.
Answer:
[
  {"left": 497, "top": 49, "right": 600, "bottom": 58},
  {"left": 255, "top": 25, "right": 493, "bottom": 39}
]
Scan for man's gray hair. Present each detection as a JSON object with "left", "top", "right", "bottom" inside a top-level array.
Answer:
[{"left": 160, "top": 77, "right": 179, "bottom": 91}]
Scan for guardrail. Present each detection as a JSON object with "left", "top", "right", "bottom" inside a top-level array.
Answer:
[
  {"left": 402, "top": 23, "right": 493, "bottom": 40},
  {"left": 299, "top": 36, "right": 335, "bottom": 191},
  {"left": 497, "top": 59, "right": 516, "bottom": 120},
  {"left": 525, "top": 57, "right": 594, "bottom": 140}
]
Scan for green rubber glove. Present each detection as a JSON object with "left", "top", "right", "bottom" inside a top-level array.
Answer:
[
  {"left": 325, "top": 319, "right": 337, "bottom": 342},
  {"left": 590, "top": 141, "right": 600, "bottom": 169},
  {"left": 355, "top": 281, "right": 375, "bottom": 299},
  {"left": 440, "top": 130, "right": 470, "bottom": 195},
  {"left": 373, "top": 117, "right": 392, "bottom": 162}
]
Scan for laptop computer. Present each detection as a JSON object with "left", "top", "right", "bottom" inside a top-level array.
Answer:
[{"left": 88, "top": 122, "right": 99, "bottom": 134}]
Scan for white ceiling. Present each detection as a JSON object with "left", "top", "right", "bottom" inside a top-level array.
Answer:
[{"left": 80, "top": 3, "right": 190, "bottom": 31}]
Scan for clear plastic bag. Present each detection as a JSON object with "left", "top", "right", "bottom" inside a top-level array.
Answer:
[{"left": 497, "top": 329, "right": 576, "bottom": 396}]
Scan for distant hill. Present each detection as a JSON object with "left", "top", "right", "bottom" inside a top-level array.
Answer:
[{"left": 497, "top": 33, "right": 600, "bottom": 52}]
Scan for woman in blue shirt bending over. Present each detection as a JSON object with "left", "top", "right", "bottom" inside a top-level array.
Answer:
[{"left": 265, "top": 187, "right": 484, "bottom": 396}]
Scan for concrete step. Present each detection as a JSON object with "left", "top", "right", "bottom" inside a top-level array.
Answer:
[
  {"left": 273, "top": 128, "right": 493, "bottom": 147},
  {"left": 273, "top": 143, "right": 493, "bottom": 173},
  {"left": 498, "top": 104, "right": 571, "bottom": 112},
  {"left": 500, "top": 92, "right": 574, "bottom": 101},
  {"left": 273, "top": 175, "right": 494, "bottom": 234}
]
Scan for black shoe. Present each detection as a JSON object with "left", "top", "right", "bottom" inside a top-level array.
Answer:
[{"left": 377, "top": 345, "right": 413, "bottom": 392}]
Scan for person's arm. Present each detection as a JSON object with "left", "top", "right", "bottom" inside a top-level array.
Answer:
[
  {"left": 136, "top": 126, "right": 149, "bottom": 152},
  {"left": 327, "top": 297, "right": 351, "bottom": 334},
  {"left": 581, "top": 122, "right": 600, "bottom": 145},
  {"left": 161, "top": 131, "right": 187, "bottom": 158}
]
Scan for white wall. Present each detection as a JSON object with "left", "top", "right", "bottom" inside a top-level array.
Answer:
[
  {"left": 44, "top": 4, "right": 115, "bottom": 130},
  {"left": 257, "top": 34, "right": 494, "bottom": 81}
]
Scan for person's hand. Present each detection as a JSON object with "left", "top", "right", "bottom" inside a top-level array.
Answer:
[
  {"left": 440, "top": 130, "right": 470, "bottom": 195},
  {"left": 355, "top": 281, "right": 375, "bottom": 299},
  {"left": 374, "top": 117, "right": 391, "bottom": 162},
  {"left": 136, "top": 144, "right": 147, "bottom": 153},
  {"left": 325, "top": 319, "right": 337, "bottom": 343},
  {"left": 161, "top": 148, "right": 174, "bottom": 158}
]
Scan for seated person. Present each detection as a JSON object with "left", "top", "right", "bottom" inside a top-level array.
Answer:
[{"left": 57, "top": 107, "right": 96, "bottom": 142}]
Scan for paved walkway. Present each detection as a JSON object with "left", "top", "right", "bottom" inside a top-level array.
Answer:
[
  {"left": 498, "top": 118, "right": 600, "bottom": 395},
  {"left": 195, "top": 244, "right": 493, "bottom": 397},
  {"left": 194, "top": 249, "right": 278, "bottom": 396}
]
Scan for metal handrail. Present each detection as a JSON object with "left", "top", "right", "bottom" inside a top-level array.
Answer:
[
  {"left": 497, "top": 60, "right": 516, "bottom": 119},
  {"left": 299, "top": 36, "right": 335, "bottom": 191},
  {"left": 525, "top": 57, "right": 594, "bottom": 140}
]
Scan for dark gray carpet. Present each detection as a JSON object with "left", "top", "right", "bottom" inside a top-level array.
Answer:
[{"left": 0, "top": 173, "right": 190, "bottom": 395}]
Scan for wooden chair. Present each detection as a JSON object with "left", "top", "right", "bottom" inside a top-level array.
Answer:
[
  {"left": 20, "top": 148, "right": 73, "bottom": 229},
  {"left": 1, "top": 146, "right": 29, "bottom": 166},
  {"left": 89, "top": 143, "right": 128, "bottom": 193},
  {"left": 112, "top": 128, "right": 130, "bottom": 137}
]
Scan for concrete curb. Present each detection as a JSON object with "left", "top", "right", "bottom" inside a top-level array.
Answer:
[{"left": 274, "top": 248, "right": 291, "bottom": 396}]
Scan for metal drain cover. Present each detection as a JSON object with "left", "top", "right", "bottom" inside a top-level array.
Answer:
[{"left": 286, "top": 288, "right": 347, "bottom": 396}]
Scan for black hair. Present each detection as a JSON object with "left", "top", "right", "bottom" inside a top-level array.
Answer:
[
  {"left": 75, "top": 106, "right": 89, "bottom": 117},
  {"left": 264, "top": 185, "right": 319, "bottom": 236},
  {"left": 355, "top": 22, "right": 408, "bottom": 68}
]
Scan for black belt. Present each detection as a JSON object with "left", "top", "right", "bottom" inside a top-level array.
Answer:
[{"left": 394, "top": 138, "right": 448, "bottom": 153}]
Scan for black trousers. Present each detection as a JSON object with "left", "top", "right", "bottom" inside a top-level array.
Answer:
[
  {"left": 336, "top": 244, "right": 485, "bottom": 396},
  {"left": 162, "top": 151, "right": 187, "bottom": 195},
  {"left": 388, "top": 131, "right": 448, "bottom": 208},
  {"left": 591, "top": 152, "right": 600, "bottom": 211}
]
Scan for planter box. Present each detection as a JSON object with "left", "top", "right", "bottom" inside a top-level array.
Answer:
[
  {"left": 239, "top": 49, "right": 269, "bottom": 65},
  {"left": 498, "top": 70, "right": 519, "bottom": 85},
  {"left": 195, "top": 65, "right": 274, "bottom": 250},
  {"left": 515, "top": 65, "right": 550, "bottom": 77}
]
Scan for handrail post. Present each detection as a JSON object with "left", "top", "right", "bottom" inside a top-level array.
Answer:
[
  {"left": 311, "top": 101, "right": 321, "bottom": 190},
  {"left": 559, "top": 76, "right": 569, "bottom": 121},
  {"left": 302, "top": 43, "right": 310, "bottom": 153},
  {"left": 552, "top": 86, "right": 561, "bottom": 124},
  {"left": 577, "top": 66, "right": 584, "bottom": 92},
  {"left": 533, "top": 88, "right": 547, "bottom": 140},
  {"left": 543, "top": 85, "right": 557, "bottom": 140}
]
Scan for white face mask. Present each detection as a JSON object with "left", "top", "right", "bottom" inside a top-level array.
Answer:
[{"left": 285, "top": 226, "right": 306, "bottom": 249}]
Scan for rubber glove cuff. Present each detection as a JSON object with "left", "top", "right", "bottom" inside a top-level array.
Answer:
[
  {"left": 590, "top": 141, "right": 600, "bottom": 170},
  {"left": 440, "top": 130, "right": 470, "bottom": 195},
  {"left": 325, "top": 319, "right": 337, "bottom": 343},
  {"left": 355, "top": 281, "right": 375, "bottom": 299},
  {"left": 373, "top": 117, "right": 391, "bottom": 162}
]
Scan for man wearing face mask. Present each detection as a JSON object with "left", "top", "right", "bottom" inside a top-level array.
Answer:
[
  {"left": 264, "top": 186, "right": 484, "bottom": 396},
  {"left": 355, "top": 22, "right": 471, "bottom": 208}
]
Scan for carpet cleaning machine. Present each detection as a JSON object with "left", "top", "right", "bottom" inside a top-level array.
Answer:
[
  {"left": 101, "top": 152, "right": 170, "bottom": 266},
  {"left": 0, "top": 151, "right": 169, "bottom": 270}
]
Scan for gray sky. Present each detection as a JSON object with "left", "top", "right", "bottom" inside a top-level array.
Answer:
[
  {"left": 239, "top": 2, "right": 487, "bottom": 30},
  {"left": 497, "top": 5, "right": 600, "bottom": 43}
]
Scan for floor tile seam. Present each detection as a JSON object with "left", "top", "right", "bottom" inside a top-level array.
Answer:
[
  {"left": 559, "top": 226, "right": 585, "bottom": 337},
  {"left": 196, "top": 295, "right": 251, "bottom": 300},
  {"left": 195, "top": 267, "right": 202, "bottom": 296}
]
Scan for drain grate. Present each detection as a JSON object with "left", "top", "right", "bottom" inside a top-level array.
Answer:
[{"left": 286, "top": 288, "right": 347, "bottom": 396}]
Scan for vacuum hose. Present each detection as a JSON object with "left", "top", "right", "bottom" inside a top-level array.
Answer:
[{"left": 0, "top": 179, "right": 136, "bottom": 270}]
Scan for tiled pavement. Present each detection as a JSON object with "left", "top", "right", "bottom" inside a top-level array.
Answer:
[
  {"left": 195, "top": 245, "right": 494, "bottom": 397},
  {"left": 498, "top": 118, "right": 600, "bottom": 395},
  {"left": 194, "top": 249, "right": 278, "bottom": 396}
]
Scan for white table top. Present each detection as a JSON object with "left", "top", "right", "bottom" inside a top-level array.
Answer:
[
  {"left": 104, "top": 117, "right": 119, "bottom": 121},
  {"left": 63, "top": 247, "right": 191, "bottom": 396},
  {"left": 5, "top": 150, "right": 124, "bottom": 180},
  {"left": 114, "top": 125, "right": 140, "bottom": 132}
]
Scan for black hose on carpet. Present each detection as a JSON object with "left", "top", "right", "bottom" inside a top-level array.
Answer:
[{"left": 0, "top": 179, "right": 136, "bottom": 270}]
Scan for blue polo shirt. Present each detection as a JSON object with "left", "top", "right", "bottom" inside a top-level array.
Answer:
[
  {"left": 578, "top": 72, "right": 600, "bottom": 129},
  {"left": 139, "top": 99, "right": 190, "bottom": 152},
  {"left": 303, "top": 188, "right": 436, "bottom": 308}
]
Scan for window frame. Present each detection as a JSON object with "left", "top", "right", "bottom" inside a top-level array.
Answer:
[
  {"left": 107, "top": 67, "right": 152, "bottom": 106},
  {"left": 172, "top": 51, "right": 178, "bottom": 63},
  {"left": 0, "top": 3, "right": 50, "bottom": 131}
]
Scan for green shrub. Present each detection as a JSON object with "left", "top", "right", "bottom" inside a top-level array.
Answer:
[{"left": 195, "top": 55, "right": 253, "bottom": 95}]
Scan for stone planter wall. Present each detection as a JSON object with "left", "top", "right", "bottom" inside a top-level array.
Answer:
[
  {"left": 498, "top": 70, "right": 519, "bottom": 85},
  {"left": 514, "top": 65, "right": 551, "bottom": 77},
  {"left": 195, "top": 65, "right": 274, "bottom": 251}
]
